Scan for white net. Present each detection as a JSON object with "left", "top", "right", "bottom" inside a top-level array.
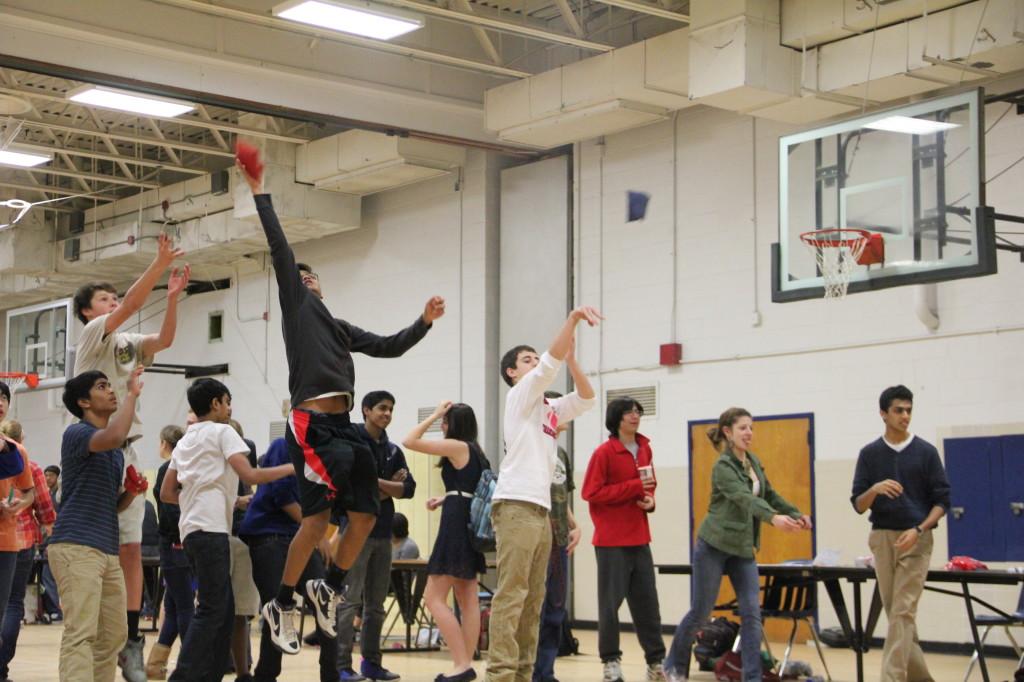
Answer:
[{"left": 801, "top": 230, "right": 869, "bottom": 300}]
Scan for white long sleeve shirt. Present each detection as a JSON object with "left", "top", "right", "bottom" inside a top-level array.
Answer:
[{"left": 494, "top": 352, "right": 595, "bottom": 509}]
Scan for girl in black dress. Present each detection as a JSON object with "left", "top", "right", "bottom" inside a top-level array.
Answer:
[{"left": 403, "top": 400, "right": 488, "bottom": 682}]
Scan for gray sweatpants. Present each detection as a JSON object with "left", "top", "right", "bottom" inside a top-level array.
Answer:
[{"left": 595, "top": 544, "right": 666, "bottom": 664}]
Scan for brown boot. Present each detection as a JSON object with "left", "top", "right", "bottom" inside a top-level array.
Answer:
[{"left": 145, "top": 642, "right": 171, "bottom": 680}]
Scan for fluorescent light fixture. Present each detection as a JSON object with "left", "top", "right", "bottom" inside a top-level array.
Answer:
[
  {"left": 865, "top": 116, "right": 959, "bottom": 135},
  {"left": 0, "top": 149, "right": 53, "bottom": 168},
  {"left": 67, "top": 85, "right": 195, "bottom": 118},
  {"left": 274, "top": 0, "right": 424, "bottom": 40}
]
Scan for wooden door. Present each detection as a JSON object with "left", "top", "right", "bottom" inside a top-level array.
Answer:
[{"left": 688, "top": 414, "right": 816, "bottom": 642}]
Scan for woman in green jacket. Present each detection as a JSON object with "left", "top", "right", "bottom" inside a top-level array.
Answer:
[{"left": 664, "top": 408, "right": 812, "bottom": 682}]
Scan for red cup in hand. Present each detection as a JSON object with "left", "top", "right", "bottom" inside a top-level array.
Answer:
[
  {"left": 235, "top": 140, "right": 264, "bottom": 183},
  {"left": 124, "top": 465, "right": 149, "bottom": 494}
]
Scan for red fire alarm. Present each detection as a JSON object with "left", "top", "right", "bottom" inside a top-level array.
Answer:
[{"left": 659, "top": 342, "right": 682, "bottom": 366}]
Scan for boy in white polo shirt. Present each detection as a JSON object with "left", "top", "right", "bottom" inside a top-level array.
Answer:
[
  {"left": 486, "top": 307, "right": 600, "bottom": 682},
  {"left": 159, "top": 379, "right": 292, "bottom": 682}
]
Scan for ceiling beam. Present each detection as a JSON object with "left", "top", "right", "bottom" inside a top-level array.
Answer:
[
  {"left": 20, "top": 164, "right": 160, "bottom": 189},
  {"left": 450, "top": 0, "right": 505, "bottom": 65},
  {"left": 14, "top": 118, "right": 237, "bottom": 158},
  {"left": 12, "top": 141, "right": 209, "bottom": 175},
  {"left": 372, "top": 0, "right": 612, "bottom": 51},
  {"left": 0, "top": 180, "right": 117, "bottom": 201},
  {"left": 551, "top": 0, "right": 586, "bottom": 38},
  {"left": 0, "top": 85, "right": 310, "bottom": 144},
  {"left": 147, "top": 0, "right": 532, "bottom": 78},
  {"left": 588, "top": 0, "right": 688, "bottom": 22}
]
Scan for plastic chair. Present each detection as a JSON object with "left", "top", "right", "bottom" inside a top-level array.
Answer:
[
  {"left": 758, "top": 574, "right": 832, "bottom": 680},
  {"left": 964, "top": 584, "right": 1024, "bottom": 681}
]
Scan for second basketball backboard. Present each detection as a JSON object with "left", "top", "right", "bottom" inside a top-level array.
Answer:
[
  {"left": 773, "top": 89, "right": 995, "bottom": 302},
  {"left": 5, "top": 298, "right": 72, "bottom": 389}
]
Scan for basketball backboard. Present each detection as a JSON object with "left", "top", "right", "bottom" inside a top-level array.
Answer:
[
  {"left": 5, "top": 298, "right": 72, "bottom": 389},
  {"left": 773, "top": 89, "right": 995, "bottom": 302}
]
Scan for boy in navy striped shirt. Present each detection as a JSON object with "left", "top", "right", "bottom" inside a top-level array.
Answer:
[{"left": 50, "top": 368, "right": 147, "bottom": 682}]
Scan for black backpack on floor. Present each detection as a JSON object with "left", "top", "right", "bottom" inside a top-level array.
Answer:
[{"left": 694, "top": 617, "right": 740, "bottom": 671}]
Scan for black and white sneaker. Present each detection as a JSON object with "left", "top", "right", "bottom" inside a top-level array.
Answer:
[
  {"left": 261, "top": 599, "right": 300, "bottom": 655},
  {"left": 305, "top": 578, "right": 342, "bottom": 638}
]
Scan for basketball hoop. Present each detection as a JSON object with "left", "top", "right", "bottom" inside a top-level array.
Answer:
[
  {"left": 800, "top": 228, "right": 872, "bottom": 300},
  {"left": 0, "top": 372, "right": 40, "bottom": 395}
]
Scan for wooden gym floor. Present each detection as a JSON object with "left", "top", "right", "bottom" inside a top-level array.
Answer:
[{"left": 6, "top": 617, "right": 1019, "bottom": 681}]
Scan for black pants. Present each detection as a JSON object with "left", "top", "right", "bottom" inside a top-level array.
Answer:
[
  {"left": 246, "top": 534, "right": 337, "bottom": 682},
  {"left": 595, "top": 545, "right": 665, "bottom": 664},
  {"left": 170, "top": 532, "right": 234, "bottom": 682}
]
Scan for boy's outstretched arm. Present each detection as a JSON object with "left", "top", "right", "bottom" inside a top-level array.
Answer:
[
  {"left": 105, "top": 233, "right": 183, "bottom": 335},
  {"left": 141, "top": 264, "right": 191, "bottom": 358}
]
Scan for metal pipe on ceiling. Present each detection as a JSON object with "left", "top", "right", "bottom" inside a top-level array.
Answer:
[
  {"left": 12, "top": 141, "right": 209, "bottom": 175},
  {"left": 14, "top": 119, "right": 237, "bottom": 158}
]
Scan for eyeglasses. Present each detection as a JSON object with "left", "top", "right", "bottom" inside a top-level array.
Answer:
[
  {"left": 301, "top": 272, "right": 319, "bottom": 281},
  {"left": 624, "top": 408, "right": 643, "bottom": 416}
]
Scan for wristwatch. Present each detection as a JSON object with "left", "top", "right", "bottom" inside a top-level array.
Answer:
[{"left": 914, "top": 525, "right": 924, "bottom": 534}]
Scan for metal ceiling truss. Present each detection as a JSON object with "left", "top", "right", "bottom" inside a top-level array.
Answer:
[{"left": 0, "top": 65, "right": 332, "bottom": 204}]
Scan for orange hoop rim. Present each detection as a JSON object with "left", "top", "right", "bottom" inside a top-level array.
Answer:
[
  {"left": 800, "top": 228, "right": 872, "bottom": 249},
  {"left": 0, "top": 372, "right": 40, "bottom": 389}
]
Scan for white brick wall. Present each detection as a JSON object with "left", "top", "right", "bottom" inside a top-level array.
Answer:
[{"left": 569, "top": 102, "right": 1024, "bottom": 644}]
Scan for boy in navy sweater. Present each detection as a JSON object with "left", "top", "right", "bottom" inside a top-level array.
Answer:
[{"left": 851, "top": 385, "right": 950, "bottom": 682}]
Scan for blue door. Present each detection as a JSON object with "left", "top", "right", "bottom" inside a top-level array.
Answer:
[
  {"left": 945, "top": 436, "right": 1003, "bottom": 560},
  {"left": 1001, "top": 435, "right": 1024, "bottom": 562}
]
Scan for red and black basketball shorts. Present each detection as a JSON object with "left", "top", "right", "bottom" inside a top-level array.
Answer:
[{"left": 286, "top": 408, "right": 379, "bottom": 517}]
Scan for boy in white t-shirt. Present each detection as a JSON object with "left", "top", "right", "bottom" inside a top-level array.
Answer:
[
  {"left": 72, "top": 233, "right": 190, "bottom": 682},
  {"left": 486, "top": 307, "right": 600, "bottom": 682},
  {"left": 159, "top": 379, "right": 292, "bottom": 682}
]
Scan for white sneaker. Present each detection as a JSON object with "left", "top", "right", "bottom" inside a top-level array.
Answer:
[
  {"left": 646, "top": 662, "right": 667, "bottom": 681},
  {"left": 261, "top": 599, "right": 301, "bottom": 655},
  {"left": 305, "top": 578, "right": 341, "bottom": 638},
  {"left": 603, "top": 659, "right": 624, "bottom": 682}
]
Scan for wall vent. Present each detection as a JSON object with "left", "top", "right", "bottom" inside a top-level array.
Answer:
[
  {"left": 269, "top": 420, "right": 287, "bottom": 441},
  {"left": 416, "top": 407, "right": 443, "bottom": 433},
  {"left": 605, "top": 385, "right": 657, "bottom": 416}
]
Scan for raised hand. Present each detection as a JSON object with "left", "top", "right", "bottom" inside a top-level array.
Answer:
[
  {"left": 127, "top": 366, "right": 145, "bottom": 398},
  {"left": 570, "top": 306, "right": 603, "bottom": 327},
  {"left": 423, "top": 296, "right": 446, "bottom": 324},
  {"left": 167, "top": 264, "right": 192, "bottom": 299},
  {"left": 156, "top": 233, "right": 185, "bottom": 266},
  {"left": 236, "top": 158, "right": 263, "bottom": 196},
  {"left": 433, "top": 400, "right": 453, "bottom": 418}
]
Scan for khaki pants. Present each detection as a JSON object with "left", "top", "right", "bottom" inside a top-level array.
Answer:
[
  {"left": 869, "top": 529, "right": 935, "bottom": 682},
  {"left": 49, "top": 543, "right": 128, "bottom": 682},
  {"left": 486, "top": 501, "right": 552, "bottom": 682}
]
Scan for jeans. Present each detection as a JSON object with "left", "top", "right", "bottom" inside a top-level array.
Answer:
[
  {"left": 664, "top": 538, "right": 763, "bottom": 682},
  {"left": 158, "top": 542, "right": 195, "bottom": 648},
  {"left": 246, "top": 534, "right": 336, "bottom": 682},
  {"left": 0, "top": 547, "right": 36, "bottom": 676},
  {"left": 595, "top": 545, "right": 665, "bottom": 665},
  {"left": 169, "top": 532, "right": 234, "bottom": 682},
  {"left": 40, "top": 551, "right": 62, "bottom": 617},
  {"left": 337, "top": 536, "right": 393, "bottom": 669},
  {"left": 533, "top": 541, "right": 568, "bottom": 681}
]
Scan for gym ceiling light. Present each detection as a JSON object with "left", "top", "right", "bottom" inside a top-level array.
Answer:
[
  {"left": 67, "top": 85, "right": 196, "bottom": 118},
  {"left": 273, "top": 0, "right": 425, "bottom": 41}
]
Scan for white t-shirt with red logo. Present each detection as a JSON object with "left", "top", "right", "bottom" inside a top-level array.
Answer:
[{"left": 495, "top": 352, "right": 594, "bottom": 510}]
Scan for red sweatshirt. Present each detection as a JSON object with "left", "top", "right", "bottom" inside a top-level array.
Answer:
[{"left": 582, "top": 434, "right": 656, "bottom": 547}]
